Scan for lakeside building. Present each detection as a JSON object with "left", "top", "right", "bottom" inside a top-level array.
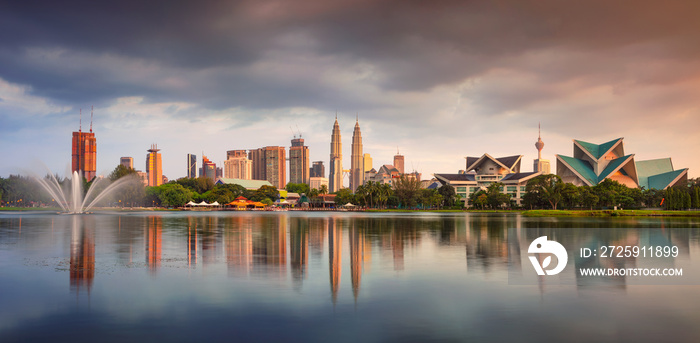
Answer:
[
  {"left": 435, "top": 154, "right": 542, "bottom": 205},
  {"left": 350, "top": 118, "right": 364, "bottom": 192},
  {"left": 120, "top": 157, "right": 133, "bottom": 169},
  {"left": 146, "top": 144, "right": 162, "bottom": 187},
  {"left": 534, "top": 124, "right": 550, "bottom": 174},
  {"left": 310, "top": 161, "right": 325, "bottom": 178},
  {"left": 290, "top": 138, "right": 310, "bottom": 185},
  {"left": 309, "top": 176, "right": 329, "bottom": 191},
  {"left": 250, "top": 146, "right": 286, "bottom": 189},
  {"left": 71, "top": 113, "right": 97, "bottom": 181},
  {"left": 329, "top": 115, "right": 343, "bottom": 192},
  {"left": 187, "top": 154, "right": 197, "bottom": 178},
  {"left": 556, "top": 137, "right": 688, "bottom": 189}
]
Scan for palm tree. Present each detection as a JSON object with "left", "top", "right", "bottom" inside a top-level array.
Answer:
[{"left": 319, "top": 184, "right": 328, "bottom": 195}]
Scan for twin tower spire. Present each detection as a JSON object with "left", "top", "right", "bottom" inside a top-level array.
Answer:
[{"left": 329, "top": 114, "right": 364, "bottom": 193}]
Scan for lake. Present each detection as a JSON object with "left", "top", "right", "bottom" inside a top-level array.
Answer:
[{"left": 1, "top": 211, "right": 700, "bottom": 342}]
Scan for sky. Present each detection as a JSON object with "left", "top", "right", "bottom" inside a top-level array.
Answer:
[{"left": 1, "top": 0, "right": 698, "bottom": 184}]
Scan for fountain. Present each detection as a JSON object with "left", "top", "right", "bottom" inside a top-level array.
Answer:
[{"left": 33, "top": 170, "right": 138, "bottom": 214}]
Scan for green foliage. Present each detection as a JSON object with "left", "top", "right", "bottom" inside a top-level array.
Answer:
[
  {"left": 319, "top": 184, "right": 328, "bottom": 195},
  {"left": 418, "top": 188, "right": 443, "bottom": 209},
  {"left": 146, "top": 183, "right": 194, "bottom": 207},
  {"left": 438, "top": 184, "right": 457, "bottom": 207},
  {"left": 176, "top": 177, "right": 214, "bottom": 194},
  {"left": 334, "top": 188, "right": 355, "bottom": 205},
  {"left": 285, "top": 183, "right": 310, "bottom": 195},
  {"left": 205, "top": 184, "right": 247, "bottom": 204},
  {"left": 485, "top": 183, "right": 510, "bottom": 209},
  {"left": 250, "top": 185, "right": 279, "bottom": 202},
  {"left": 109, "top": 164, "right": 138, "bottom": 181},
  {"left": 393, "top": 175, "right": 422, "bottom": 208},
  {"left": 526, "top": 174, "right": 565, "bottom": 210}
]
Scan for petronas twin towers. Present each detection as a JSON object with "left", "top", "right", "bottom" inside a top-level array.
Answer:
[{"left": 329, "top": 114, "right": 364, "bottom": 193}]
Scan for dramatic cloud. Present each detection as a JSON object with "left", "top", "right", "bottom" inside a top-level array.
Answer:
[{"left": 0, "top": 0, "right": 698, "bottom": 180}]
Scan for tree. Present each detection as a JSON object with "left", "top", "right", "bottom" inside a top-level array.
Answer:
[
  {"left": 526, "top": 174, "right": 565, "bottom": 210},
  {"left": 176, "top": 177, "right": 214, "bottom": 194},
  {"left": 393, "top": 175, "right": 422, "bottom": 208},
  {"left": 285, "top": 183, "right": 310, "bottom": 195},
  {"left": 205, "top": 183, "right": 247, "bottom": 204},
  {"left": 251, "top": 185, "right": 279, "bottom": 202},
  {"left": 438, "top": 184, "right": 457, "bottom": 208},
  {"left": 309, "top": 188, "right": 320, "bottom": 198},
  {"left": 580, "top": 186, "right": 599, "bottom": 210},
  {"left": 334, "top": 188, "right": 355, "bottom": 206},
  {"left": 109, "top": 164, "right": 138, "bottom": 182},
  {"left": 319, "top": 184, "right": 328, "bottom": 195},
  {"left": 418, "top": 188, "right": 442, "bottom": 209},
  {"left": 158, "top": 183, "right": 193, "bottom": 207},
  {"left": 485, "top": 183, "right": 510, "bottom": 209}
]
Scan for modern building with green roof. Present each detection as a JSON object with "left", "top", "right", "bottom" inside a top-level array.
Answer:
[{"left": 556, "top": 138, "right": 688, "bottom": 189}]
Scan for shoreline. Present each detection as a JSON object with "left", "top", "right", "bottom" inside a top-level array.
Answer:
[{"left": 2, "top": 207, "right": 700, "bottom": 217}]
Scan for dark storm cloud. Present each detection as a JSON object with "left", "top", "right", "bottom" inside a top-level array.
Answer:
[{"left": 1, "top": 0, "right": 699, "bottom": 111}]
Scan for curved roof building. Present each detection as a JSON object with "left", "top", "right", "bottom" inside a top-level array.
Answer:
[{"left": 556, "top": 137, "right": 688, "bottom": 189}]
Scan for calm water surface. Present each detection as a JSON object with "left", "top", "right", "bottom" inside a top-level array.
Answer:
[{"left": 1, "top": 211, "right": 700, "bottom": 342}]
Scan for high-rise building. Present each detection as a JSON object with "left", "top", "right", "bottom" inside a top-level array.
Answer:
[
  {"left": 202, "top": 156, "right": 217, "bottom": 181},
  {"left": 393, "top": 149, "right": 405, "bottom": 175},
  {"left": 120, "top": 157, "right": 133, "bottom": 169},
  {"left": 146, "top": 144, "right": 162, "bottom": 187},
  {"left": 187, "top": 154, "right": 197, "bottom": 178},
  {"left": 289, "top": 138, "right": 310, "bottom": 185},
  {"left": 71, "top": 111, "right": 97, "bottom": 181},
  {"left": 350, "top": 117, "right": 364, "bottom": 192},
  {"left": 310, "top": 161, "right": 325, "bottom": 178},
  {"left": 329, "top": 115, "right": 343, "bottom": 192},
  {"left": 250, "top": 146, "right": 286, "bottom": 189},
  {"left": 309, "top": 177, "right": 329, "bottom": 191},
  {"left": 224, "top": 150, "right": 252, "bottom": 179},
  {"left": 363, "top": 153, "right": 372, "bottom": 172},
  {"left": 534, "top": 123, "right": 551, "bottom": 174}
]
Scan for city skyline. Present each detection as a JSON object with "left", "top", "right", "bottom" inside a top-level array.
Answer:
[{"left": 1, "top": 1, "right": 698, "bottom": 181}]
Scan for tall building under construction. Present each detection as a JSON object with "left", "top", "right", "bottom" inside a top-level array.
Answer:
[
  {"left": 71, "top": 109, "right": 97, "bottom": 181},
  {"left": 289, "top": 137, "right": 310, "bottom": 185}
]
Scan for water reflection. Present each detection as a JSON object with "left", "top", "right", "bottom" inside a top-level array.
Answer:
[
  {"left": 3, "top": 212, "right": 700, "bottom": 341},
  {"left": 69, "top": 216, "right": 94, "bottom": 293}
]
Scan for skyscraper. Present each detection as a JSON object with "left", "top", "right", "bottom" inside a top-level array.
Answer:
[
  {"left": 534, "top": 123, "right": 551, "bottom": 174},
  {"left": 250, "top": 146, "right": 286, "bottom": 189},
  {"left": 187, "top": 154, "right": 197, "bottom": 178},
  {"left": 363, "top": 153, "right": 372, "bottom": 172},
  {"left": 393, "top": 149, "right": 405, "bottom": 175},
  {"left": 310, "top": 161, "right": 325, "bottom": 178},
  {"left": 202, "top": 156, "right": 217, "bottom": 181},
  {"left": 146, "top": 144, "right": 162, "bottom": 187},
  {"left": 71, "top": 109, "right": 97, "bottom": 181},
  {"left": 289, "top": 137, "right": 310, "bottom": 185},
  {"left": 329, "top": 115, "right": 343, "bottom": 192},
  {"left": 120, "top": 157, "right": 133, "bottom": 169},
  {"left": 350, "top": 117, "right": 364, "bottom": 192},
  {"left": 224, "top": 150, "right": 252, "bottom": 179}
]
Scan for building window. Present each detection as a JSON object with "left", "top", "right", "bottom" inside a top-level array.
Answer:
[{"left": 457, "top": 187, "right": 467, "bottom": 192}]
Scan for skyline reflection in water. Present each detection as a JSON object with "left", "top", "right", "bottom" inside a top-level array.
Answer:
[{"left": 1, "top": 212, "right": 700, "bottom": 342}]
